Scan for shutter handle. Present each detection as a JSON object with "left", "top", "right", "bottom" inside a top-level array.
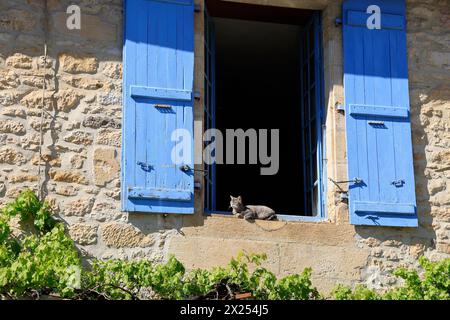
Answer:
[
  {"left": 391, "top": 179, "right": 405, "bottom": 187},
  {"left": 137, "top": 161, "right": 153, "bottom": 172}
]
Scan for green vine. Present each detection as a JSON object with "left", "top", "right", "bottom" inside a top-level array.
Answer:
[{"left": 0, "top": 189, "right": 449, "bottom": 300}]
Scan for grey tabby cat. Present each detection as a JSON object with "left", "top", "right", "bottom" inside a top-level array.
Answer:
[{"left": 229, "top": 195, "right": 277, "bottom": 221}]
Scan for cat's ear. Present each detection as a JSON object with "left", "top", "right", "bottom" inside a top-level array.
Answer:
[
  {"left": 237, "top": 196, "right": 242, "bottom": 201},
  {"left": 230, "top": 195, "right": 233, "bottom": 199}
]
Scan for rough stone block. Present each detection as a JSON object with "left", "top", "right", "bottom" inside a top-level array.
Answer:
[
  {"left": 93, "top": 147, "right": 119, "bottom": 186},
  {"left": 59, "top": 53, "right": 99, "bottom": 74}
]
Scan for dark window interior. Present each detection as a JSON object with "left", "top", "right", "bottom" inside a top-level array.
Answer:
[{"left": 206, "top": 1, "right": 316, "bottom": 216}]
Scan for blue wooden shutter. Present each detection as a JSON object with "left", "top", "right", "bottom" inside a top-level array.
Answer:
[
  {"left": 343, "top": 0, "right": 418, "bottom": 227},
  {"left": 122, "top": 0, "right": 195, "bottom": 214}
]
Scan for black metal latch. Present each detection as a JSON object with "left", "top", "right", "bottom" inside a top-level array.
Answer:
[
  {"left": 137, "top": 161, "right": 154, "bottom": 172},
  {"left": 391, "top": 179, "right": 405, "bottom": 187},
  {"left": 180, "top": 165, "right": 208, "bottom": 175},
  {"left": 329, "top": 177, "right": 363, "bottom": 195}
]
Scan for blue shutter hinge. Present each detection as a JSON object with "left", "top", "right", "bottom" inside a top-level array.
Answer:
[
  {"left": 335, "top": 18, "right": 343, "bottom": 27},
  {"left": 194, "top": 3, "right": 201, "bottom": 13}
]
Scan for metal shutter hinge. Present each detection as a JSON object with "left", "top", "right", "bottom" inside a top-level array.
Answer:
[{"left": 336, "top": 103, "right": 345, "bottom": 113}]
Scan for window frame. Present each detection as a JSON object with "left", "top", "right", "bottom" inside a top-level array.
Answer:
[{"left": 202, "top": 9, "right": 327, "bottom": 222}]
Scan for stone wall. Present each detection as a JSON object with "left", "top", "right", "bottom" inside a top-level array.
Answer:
[{"left": 0, "top": 0, "right": 448, "bottom": 293}]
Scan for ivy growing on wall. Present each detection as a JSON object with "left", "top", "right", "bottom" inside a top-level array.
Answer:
[{"left": 0, "top": 190, "right": 449, "bottom": 300}]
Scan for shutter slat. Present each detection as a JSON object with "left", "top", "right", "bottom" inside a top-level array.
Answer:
[
  {"left": 130, "top": 86, "right": 192, "bottom": 101},
  {"left": 347, "top": 11, "right": 405, "bottom": 30},
  {"left": 343, "top": 0, "right": 418, "bottom": 227},
  {"left": 349, "top": 105, "right": 409, "bottom": 118}
]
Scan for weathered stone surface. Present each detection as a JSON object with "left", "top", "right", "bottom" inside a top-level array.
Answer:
[
  {"left": 64, "top": 197, "right": 95, "bottom": 217},
  {"left": 0, "top": 119, "right": 26, "bottom": 135},
  {"left": 9, "top": 174, "right": 38, "bottom": 183},
  {"left": 428, "top": 180, "right": 446, "bottom": 196},
  {"left": 69, "top": 224, "right": 98, "bottom": 245},
  {"left": 5, "top": 187, "right": 23, "bottom": 199},
  {"left": 97, "top": 92, "right": 121, "bottom": 106},
  {"left": 55, "top": 90, "right": 84, "bottom": 112},
  {"left": 101, "top": 62, "right": 122, "bottom": 79},
  {"left": 63, "top": 131, "right": 93, "bottom": 145},
  {"left": 0, "top": 69, "right": 20, "bottom": 89},
  {"left": 49, "top": 169, "right": 88, "bottom": 185},
  {"left": 432, "top": 192, "right": 450, "bottom": 206},
  {"left": 36, "top": 55, "right": 54, "bottom": 68},
  {"left": 61, "top": 75, "right": 104, "bottom": 90},
  {"left": 93, "top": 148, "right": 119, "bottom": 186},
  {"left": 52, "top": 13, "right": 117, "bottom": 43},
  {"left": 431, "top": 150, "right": 450, "bottom": 170},
  {"left": 20, "top": 73, "right": 53, "bottom": 89},
  {"left": 44, "top": 196, "right": 60, "bottom": 214},
  {"left": 90, "top": 201, "right": 121, "bottom": 222},
  {"left": 6, "top": 53, "right": 32, "bottom": 69},
  {"left": 0, "top": 182, "right": 6, "bottom": 197},
  {"left": 31, "top": 153, "right": 61, "bottom": 167},
  {"left": 82, "top": 116, "right": 121, "bottom": 129},
  {"left": 101, "top": 223, "right": 154, "bottom": 248},
  {"left": 409, "top": 244, "right": 426, "bottom": 259},
  {"left": 0, "top": 9, "right": 37, "bottom": 33},
  {"left": 30, "top": 119, "right": 62, "bottom": 132},
  {"left": 1, "top": 107, "right": 27, "bottom": 118},
  {"left": 105, "top": 188, "right": 120, "bottom": 200},
  {"left": 20, "top": 133, "right": 40, "bottom": 151},
  {"left": 70, "top": 154, "right": 86, "bottom": 169},
  {"left": 2, "top": 89, "right": 31, "bottom": 107},
  {"left": 55, "top": 185, "right": 79, "bottom": 196},
  {"left": 66, "top": 121, "right": 81, "bottom": 131},
  {"left": 437, "top": 243, "right": 450, "bottom": 254},
  {"left": 21, "top": 90, "right": 54, "bottom": 109},
  {"left": 96, "top": 128, "right": 121, "bottom": 147},
  {"left": 0, "top": 147, "right": 25, "bottom": 165},
  {"left": 431, "top": 208, "right": 450, "bottom": 222},
  {"left": 59, "top": 53, "right": 99, "bottom": 74}
]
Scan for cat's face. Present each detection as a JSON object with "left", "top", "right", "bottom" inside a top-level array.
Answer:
[{"left": 229, "top": 195, "right": 243, "bottom": 210}]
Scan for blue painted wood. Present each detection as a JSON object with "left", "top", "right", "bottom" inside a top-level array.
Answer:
[
  {"left": 130, "top": 86, "right": 192, "bottom": 101},
  {"left": 347, "top": 11, "right": 405, "bottom": 30},
  {"left": 203, "top": 8, "right": 217, "bottom": 212},
  {"left": 349, "top": 104, "right": 409, "bottom": 118},
  {"left": 353, "top": 201, "right": 416, "bottom": 215},
  {"left": 314, "top": 13, "right": 326, "bottom": 219},
  {"left": 128, "top": 188, "right": 192, "bottom": 201},
  {"left": 343, "top": 0, "right": 418, "bottom": 227},
  {"left": 300, "top": 12, "right": 324, "bottom": 217},
  {"left": 122, "top": 0, "right": 195, "bottom": 214}
]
